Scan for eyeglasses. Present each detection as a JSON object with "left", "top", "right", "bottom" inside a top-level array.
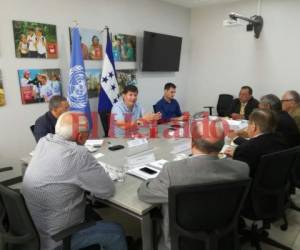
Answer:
[{"left": 281, "top": 99, "right": 294, "bottom": 103}]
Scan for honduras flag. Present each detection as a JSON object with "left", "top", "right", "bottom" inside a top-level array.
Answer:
[
  {"left": 98, "top": 29, "right": 120, "bottom": 113},
  {"left": 68, "top": 27, "right": 92, "bottom": 130}
]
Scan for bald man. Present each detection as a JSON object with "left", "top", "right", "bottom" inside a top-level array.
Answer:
[
  {"left": 138, "top": 119, "right": 249, "bottom": 250},
  {"left": 23, "top": 112, "right": 127, "bottom": 250},
  {"left": 281, "top": 90, "right": 300, "bottom": 132}
]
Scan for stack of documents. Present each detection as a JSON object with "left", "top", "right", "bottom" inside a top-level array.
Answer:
[
  {"left": 127, "top": 159, "right": 168, "bottom": 180},
  {"left": 227, "top": 120, "right": 248, "bottom": 131},
  {"left": 85, "top": 139, "right": 104, "bottom": 152}
]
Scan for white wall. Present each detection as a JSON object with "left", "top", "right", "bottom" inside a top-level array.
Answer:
[
  {"left": 0, "top": 0, "right": 191, "bottom": 167},
  {"left": 186, "top": 0, "right": 300, "bottom": 114}
]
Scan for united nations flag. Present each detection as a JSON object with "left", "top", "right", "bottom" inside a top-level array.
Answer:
[{"left": 68, "top": 27, "right": 92, "bottom": 130}]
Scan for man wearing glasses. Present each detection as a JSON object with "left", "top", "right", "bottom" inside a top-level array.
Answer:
[{"left": 281, "top": 90, "right": 300, "bottom": 132}]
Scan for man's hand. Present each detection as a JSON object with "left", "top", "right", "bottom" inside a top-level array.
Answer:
[
  {"left": 143, "top": 112, "right": 162, "bottom": 122},
  {"left": 228, "top": 131, "right": 238, "bottom": 140},
  {"left": 231, "top": 113, "right": 244, "bottom": 120},
  {"left": 224, "top": 146, "right": 235, "bottom": 157}
]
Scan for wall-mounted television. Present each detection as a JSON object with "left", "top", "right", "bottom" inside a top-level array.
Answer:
[{"left": 142, "top": 31, "right": 182, "bottom": 72}]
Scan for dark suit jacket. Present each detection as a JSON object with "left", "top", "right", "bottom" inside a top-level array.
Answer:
[
  {"left": 229, "top": 97, "right": 259, "bottom": 119},
  {"left": 234, "top": 111, "right": 300, "bottom": 148},
  {"left": 33, "top": 111, "right": 57, "bottom": 142},
  {"left": 277, "top": 111, "right": 300, "bottom": 147},
  {"left": 233, "top": 133, "right": 287, "bottom": 178}
]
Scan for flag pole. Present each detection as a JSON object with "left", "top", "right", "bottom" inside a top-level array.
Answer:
[
  {"left": 100, "top": 26, "right": 109, "bottom": 33},
  {"left": 72, "top": 20, "right": 79, "bottom": 27}
]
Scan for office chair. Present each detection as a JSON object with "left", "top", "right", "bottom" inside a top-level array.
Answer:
[
  {"left": 240, "top": 147, "right": 299, "bottom": 250},
  {"left": 153, "top": 104, "right": 157, "bottom": 113},
  {"left": 0, "top": 167, "right": 13, "bottom": 173},
  {"left": 289, "top": 146, "right": 300, "bottom": 212},
  {"left": 169, "top": 179, "right": 251, "bottom": 250},
  {"left": 0, "top": 168, "right": 100, "bottom": 250},
  {"left": 30, "top": 124, "right": 35, "bottom": 135},
  {"left": 216, "top": 94, "right": 233, "bottom": 117},
  {"left": 203, "top": 94, "right": 233, "bottom": 117}
]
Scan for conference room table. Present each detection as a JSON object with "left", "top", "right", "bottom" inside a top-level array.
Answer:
[{"left": 20, "top": 124, "right": 192, "bottom": 250}]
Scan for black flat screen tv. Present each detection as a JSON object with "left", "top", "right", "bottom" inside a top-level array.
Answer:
[{"left": 142, "top": 31, "right": 182, "bottom": 72}]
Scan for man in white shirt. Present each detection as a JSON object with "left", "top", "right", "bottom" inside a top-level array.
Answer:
[{"left": 23, "top": 111, "right": 127, "bottom": 250}]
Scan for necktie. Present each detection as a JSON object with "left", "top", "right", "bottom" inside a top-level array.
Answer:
[{"left": 240, "top": 103, "right": 246, "bottom": 116}]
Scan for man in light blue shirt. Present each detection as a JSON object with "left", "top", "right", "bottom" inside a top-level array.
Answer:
[{"left": 110, "top": 85, "right": 161, "bottom": 137}]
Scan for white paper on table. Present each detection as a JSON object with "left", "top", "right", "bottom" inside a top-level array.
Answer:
[
  {"left": 127, "top": 165, "right": 160, "bottom": 180},
  {"left": 227, "top": 120, "right": 248, "bottom": 131},
  {"left": 149, "top": 159, "right": 168, "bottom": 169},
  {"left": 85, "top": 145, "right": 97, "bottom": 153},
  {"left": 94, "top": 152, "right": 104, "bottom": 159},
  {"left": 171, "top": 142, "right": 190, "bottom": 154},
  {"left": 209, "top": 116, "right": 219, "bottom": 120},
  {"left": 85, "top": 139, "right": 104, "bottom": 147},
  {"left": 173, "top": 153, "right": 188, "bottom": 161},
  {"left": 29, "top": 151, "right": 35, "bottom": 156},
  {"left": 127, "top": 138, "right": 148, "bottom": 148},
  {"left": 127, "top": 152, "right": 155, "bottom": 169}
]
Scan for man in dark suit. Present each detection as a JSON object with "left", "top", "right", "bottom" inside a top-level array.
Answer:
[
  {"left": 231, "top": 94, "right": 300, "bottom": 148},
  {"left": 229, "top": 86, "right": 259, "bottom": 120},
  {"left": 33, "top": 96, "right": 69, "bottom": 142},
  {"left": 259, "top": 94, "right": 300, "bottom": 147},
  {"left": 226, "top": 109, "right": 288, "bottom": 177},
  {"left": 281, "top": 90, "right": 300, "bottom": 133}
]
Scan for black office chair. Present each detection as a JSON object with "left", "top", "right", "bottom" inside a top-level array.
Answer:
[
  {"left": 289, "top": 146, "right": 300, "bottom": 212},
  {"left": 30, "top": 124, "right": 35, "bottom": 135},
  {"left": 0, "top": 168, "right": 100, "bottom": 250},
  {"left": 203, "top": 94, "right": 233, "bottom": 116},
  {"left": 153, "top": 104, "right": 157, "bottom": 113},
  {"left": 169, "top": 179, "right": 251, "bottom": 250},
  {"left": 216, "top": 94, "right": 233, "bottom": 117},
  {"left": 240, "top": 147, "right": 299, "bottom": 250},
  {"left": 0, "top": 167, "right": 13, "bottom": 173}
]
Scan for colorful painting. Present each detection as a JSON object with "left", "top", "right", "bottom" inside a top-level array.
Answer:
[
  {"left": 116, "top": 70, "right": 137, "bottom": 93},
  {"left": 86, "top": 69, "right": 101, "bottom": 98},
  {"left": 0, "top": 71, "right": 5, "bottom": 107},
  {"left": 69, "top": 27, "right": 103, "bottom": 60},
  {"left": 13, "top": 20, "right": 58, "bottom": 59},
  {"left": 18, "top": 69, "right": 62, "bottom": 104},
  {"left": 112, "top": 34, "right": 136, "bottom": 62}
]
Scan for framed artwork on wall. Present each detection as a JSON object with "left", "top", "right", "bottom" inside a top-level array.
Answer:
[
  {"left": 18, "top": 69, "right": 62, "bottom": 104},
  {"left": 112, "top": 34, "right": 136, "bottom": 62},
  {"left": 69, "top": 27, "right": 103, "bottom": 60},
  {"left": 13, "top": 20, "right": 58, "bottom": 59},
  {"left": 116, "top": 69, "right": 137, "bottom": 93},
  {"left": 86, "top": 69, "right": 101, "bottom": 98},
  {"left": 0, "top": 71, "right": 6, "bottom": 107}
]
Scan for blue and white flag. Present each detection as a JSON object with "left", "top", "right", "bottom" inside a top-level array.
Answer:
[
  {"left": 68, "top": 27, "right": 92, "bottom": 130},
  {"left": 98, "top": 29, "right": 120, "bottom": 113}
]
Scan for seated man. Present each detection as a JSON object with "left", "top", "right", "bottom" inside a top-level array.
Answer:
[
  {"left": 229, "top": 86, "right": 259, "bottom": 120},
  {"left": 226, "top": 109, "right": 288, "bottom": 177},
  {"left": 22, "top": 112, "right": 127, "bottom": 250},
  {"left": 138, "top": 119, "right": 249, "bottom": 250},
  {"left": 231, "top": 94, "right": 300, "bottom": 147},
  {"left": 281, "top": 90, "right": 300, "bottom": 132},
  {"left": 154, "top": 82, "right": 188, "bottom": 122},
  {"left": 110, "top": 85, "right": 161, "bottom": 137},
  {"left": 33, "top": 95, "right": 69, "bottom": 142},
  {"left": 259, "top": 94, "right": 300, "bottom": 147}
]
